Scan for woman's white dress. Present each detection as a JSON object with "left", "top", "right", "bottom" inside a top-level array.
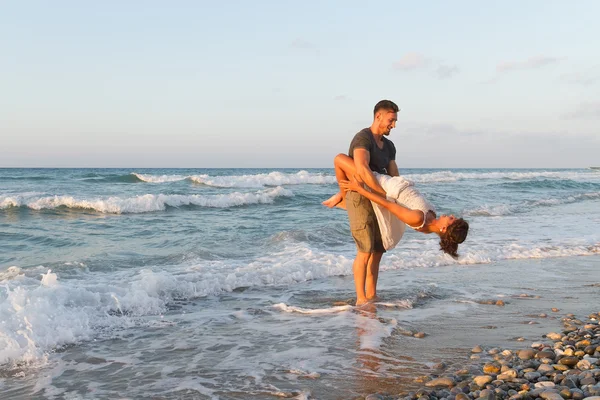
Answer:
[{"left": 371, "top": 173, "right": 436, "bottom": 250}]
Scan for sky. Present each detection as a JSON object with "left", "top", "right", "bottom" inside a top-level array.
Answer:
[{"left": 1, "top": 1, "right": 599, "bottom": 168}]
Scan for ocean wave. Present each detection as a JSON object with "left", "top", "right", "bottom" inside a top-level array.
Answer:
[
  {"left": 82, "top": 174, "right": 144, "bottom": 183},
  {"left": 404, "top": 170, "right": 600, "bottom": 184},
  {"left": 464, "top": 191, "right": 600, "bottom": 216},
  {"left": 0, "top": 245, "right": 353, "bottom": 367},
  {"left": 0, "top": 187, "right": 293, "bottom": 214},
  {"left": 132, "top": 171, "right": 336, "bottom": 187},
  {"left": 492, "top": 179, "right": 600, "bottom": 191},
  {"left": 1, "top": 239, "right": 599, "bottom": 367}
]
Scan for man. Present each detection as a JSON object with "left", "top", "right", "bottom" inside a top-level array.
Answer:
[{"left": 346, "top": 99, "right": 399, "bottom": 306}]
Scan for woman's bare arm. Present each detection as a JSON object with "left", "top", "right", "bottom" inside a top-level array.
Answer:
[{"left": 339, "top": 177, "right": 425, "bottom": 228}]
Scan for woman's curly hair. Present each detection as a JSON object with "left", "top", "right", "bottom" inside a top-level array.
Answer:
[{"left": 439, "top": 218, "right": 469, "bottom": 258}]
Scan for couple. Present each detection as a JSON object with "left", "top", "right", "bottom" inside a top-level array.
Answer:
[{"left": 323, "top": 100, "right": 469, "bottom": 306}]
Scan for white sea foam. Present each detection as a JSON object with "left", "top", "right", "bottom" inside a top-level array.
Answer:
[
  {"left": 0, "top": 245, "right": 353, "bottom": 366},
  {"left": 0, "top": 266, "right": 23, "bottom": 282},
  {"left": 0, "top": 187, "right": 293, "bottom": 213},
  {"left": 404, "top": 170, "right": 600, "bottom": 183},
  {"left": 132, "top": 170, "right": 336, "bottom": 187},
  {"left": 1, "top": 239, "right": 598, "bottom": 367},
  {"left": 132, "top": 173, "right": 187, "bottom": 183},
  {"left": 464, "top": 191, "right": 600, "bottom": 216},
  {"left": 272, "top": 303, "right": 353, "bottom": 314},
  {"left": 356, "top": 314, "right": 398, "bottom": 350}
]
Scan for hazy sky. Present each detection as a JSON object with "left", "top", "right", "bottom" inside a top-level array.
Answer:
[{"left": 1, "top": 1, "right": 599, "bottom": 168}]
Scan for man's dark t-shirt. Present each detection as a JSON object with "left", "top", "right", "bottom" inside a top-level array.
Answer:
[{"left": 348, "top": 128, "right": 396, "bottom": 175}]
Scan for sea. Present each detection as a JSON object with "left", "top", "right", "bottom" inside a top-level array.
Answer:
[{"left": 1, "top": 167, "right": 599, "bottom": 399}]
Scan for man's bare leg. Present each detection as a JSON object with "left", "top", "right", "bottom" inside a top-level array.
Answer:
[
  {"left": 322, "top": 154, "right": 358, "bottom": 208},
  {"left": 365, "top": 252, "right": 382, "bottom": 301},
  {"left": 353, "top": 251, "right": 372, "bottom": 306}
]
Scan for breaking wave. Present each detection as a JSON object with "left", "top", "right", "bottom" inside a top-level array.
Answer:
[{"left": 0, "top": 187, "right": 293, "bottom": 214}]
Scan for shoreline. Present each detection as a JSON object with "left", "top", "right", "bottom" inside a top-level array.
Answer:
[
  {"left": 348, "top": 255, "right": 600, "bottom": 400},
  {"left": 381, "top": 311, "right": 600, "bottom": 400}
]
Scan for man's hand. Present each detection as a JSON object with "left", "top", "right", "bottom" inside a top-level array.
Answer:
[
  {"left": 387, "top": 160, "right": 399, "bottom": 177},
  {"left": 353, "top": 148, "right": 386, "bottom": 196}
]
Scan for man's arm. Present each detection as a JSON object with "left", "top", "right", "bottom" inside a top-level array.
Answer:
[
  {"left": 387, "top": 160, "right": 399, "bottom": 177},
  {"left": 353, "top": 148, "right": 386, "bottom": 196}
]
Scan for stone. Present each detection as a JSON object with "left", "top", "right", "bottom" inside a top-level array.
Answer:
[
  {"left": 455, "top": 394, "right": 469, "bottom": 400},
  {"left": 498, "top": 373, "right": 514, "bottom": 381},
  {"left": 547, "top": 332, "right": 563, "bottom": 340},
  {"left": 535, "top": 382, "right": 557, "bottom": 388},
  {"left": 552, "top": 308, "right": 560, "bottom": 312},
  {"left": 554, "top": 364, "right": 570, "bottom": 371},
  {"left": 519, "top": 349, "right": 537, "bottom": 360},
  {"left": 472, "top": 345, "right": 484, "bottom": 353},
  {"left": 538, "top": 364, "right": 555, "bottom": 374},
  {"left": 474, "top": 375, "right": 493, "bottom": 387},
  {"left": 537, "top": 350, "right": 557, "bottom": 360},
  {"left": 365, "top": 394, "right": 384, "bottom": 400},
  {"left": 578, "top": 360, "right": 593, "bottom": 370},
  {"left": 571, "top": 389, "right": 585, "bottom": 400},
  {"left": 580, "top": 376, "right": 597, "bottom": 386},
  {"left": 559, "top": 388, "right": 572, "bottom": 398},
  {"left": 560, "top": 357, "right": 580, "bottom": 367},
  {"left": 426, "top": 377, "right": 456, "bottom": 388},
  {"left": 577, "top": 340, "right": 592, "bottom": 348},
  {"left": 525, "top": 372, "right": 542, "bottom": 380},
  {"left": 414, "top": 332, "right": 426, "bottom": 338},
  {"left": 483, "top": 363, "right": 502, "bottom": 374},
  {"left": 564, "top": 376, "right": 579, "bottom": 388},
  {"left": 540, "top": 392, "right": 563, "bottom": 400}
]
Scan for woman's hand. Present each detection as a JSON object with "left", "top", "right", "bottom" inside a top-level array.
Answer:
[{"left": 339, "top": 174, "right": 363, "bottom": 192}]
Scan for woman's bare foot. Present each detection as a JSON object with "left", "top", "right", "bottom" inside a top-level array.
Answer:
[{"left": 322, "top": 193, "right": 343, "bottom": 208}]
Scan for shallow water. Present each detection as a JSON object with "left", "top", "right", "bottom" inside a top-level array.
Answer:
[{"left": 1, "top": 168, "right": 599, "bottom": 399}]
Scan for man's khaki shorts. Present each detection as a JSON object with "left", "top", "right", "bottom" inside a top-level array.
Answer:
[{"left": 345, "top": 190, "right": 385, "bottom": 253}]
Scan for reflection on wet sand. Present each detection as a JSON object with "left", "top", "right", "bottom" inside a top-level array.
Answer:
[{"left": 352, "top": 305, "right": 425, "bottom": 397}]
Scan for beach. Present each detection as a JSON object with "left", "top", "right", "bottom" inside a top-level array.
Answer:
[{"left": 1, "top": 168, "right": 599, "bottom": 399}]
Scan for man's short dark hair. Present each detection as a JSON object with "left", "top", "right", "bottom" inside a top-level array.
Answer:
[{"left": 373, "top": 100, "right": 399, "bottom": 115}]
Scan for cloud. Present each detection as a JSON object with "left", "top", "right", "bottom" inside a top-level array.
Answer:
[
  {"left": 563, "top": 101, "right": 600, "bottom": 119},
  {"left": 497, "top": 55, "right": 563, "bottom": 73},
  {"left": 393, "top": 52, "right": 430, "bottom": 71},
  {"left": 402, "top": 122, "right": 485, "bottom": 137},
  {"left": 436, "top": 64, "right": 460, "bottom": 79},
  {"left": 393, "top": 53, "right": 459, "bottom": 80},
  {"left": 290, "top": 38, "right": 315, "bottom": 50},
  {"left": 560, "top": 67, "right": 600, "bottom": 86}
]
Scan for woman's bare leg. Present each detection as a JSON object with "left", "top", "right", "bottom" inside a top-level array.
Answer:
[{"left": 322, "top": 154, "right": 358, "bottom": 208}]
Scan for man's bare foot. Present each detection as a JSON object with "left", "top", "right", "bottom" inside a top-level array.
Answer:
[
  {"left": 366, "top": 295, "right": 381, "bottom": 303},
  {"left": 355, "top": 302, "right": 377, "bottom": 313},
  {"left": 355, "top": 297, "right": 369, "bottom": 306},
  {"left": 322, "top": 193, "right": 343, "bottom": 208}
]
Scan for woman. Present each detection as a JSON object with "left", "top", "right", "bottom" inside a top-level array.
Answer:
[{"left": 323, "top": 154, "right": 469, "bottom": 258}]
